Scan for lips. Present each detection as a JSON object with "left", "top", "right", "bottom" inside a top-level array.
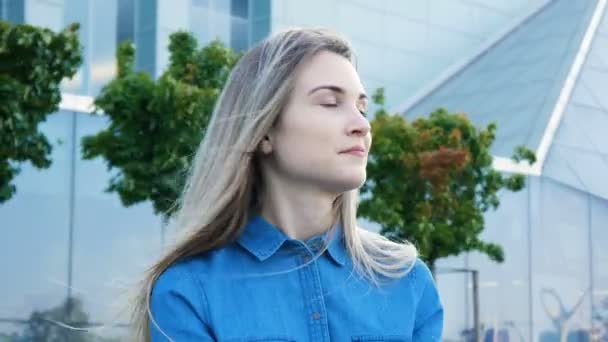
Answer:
[
  {"left": 340, "top": 145, "right": 365, "bottom": 153},
  {"left": 339, "top": 146, "right": 367, "bottom": 156}
]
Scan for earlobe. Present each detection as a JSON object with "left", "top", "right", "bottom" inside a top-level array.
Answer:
[{"left": 259, "top": 136, "right": 273, "bottom": 154}]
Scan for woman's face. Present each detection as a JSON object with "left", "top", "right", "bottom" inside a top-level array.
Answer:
[{"left": 264, "top": 50, "right": 371, "bottom": 194}]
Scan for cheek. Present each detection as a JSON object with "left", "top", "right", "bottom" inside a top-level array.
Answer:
[{"left": 274, "top": 115, "right": 336, "bottom": 169}]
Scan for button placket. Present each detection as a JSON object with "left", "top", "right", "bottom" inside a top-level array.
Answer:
[
  {"left": 308, "top": 261, "right": 330, "bottom": 341},
  {"left": 297, "top": 243, "right": 330, "bottom": 342}
]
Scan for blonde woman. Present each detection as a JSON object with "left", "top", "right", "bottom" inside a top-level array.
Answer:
[{"left": 132, "top": 28, "right": 443, "bottom": 341}]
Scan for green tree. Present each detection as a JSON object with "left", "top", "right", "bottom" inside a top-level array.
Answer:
[
  {"left": 359, "top": 88, "right": 537, "bottom": 274},
  {"left": 81, "top": 32, "right": 238, "bottom": 219},
  {"left": 0, "top": 21, "right": 82, "bottom": 203}
]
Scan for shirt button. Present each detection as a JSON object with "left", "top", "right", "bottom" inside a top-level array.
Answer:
[
  {"left": 312, "top": 312, "right": 321, "bottom": 320},
  {"left": 303, "top": 255, "right": 312, "bottom": 263}
]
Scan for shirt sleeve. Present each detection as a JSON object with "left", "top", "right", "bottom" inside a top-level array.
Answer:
[
  {"left": 150, "top": 263, "right": 215, "bottom": 341},
  {"left": 413, "top": 259, "right": 444, "bottom": 341}
]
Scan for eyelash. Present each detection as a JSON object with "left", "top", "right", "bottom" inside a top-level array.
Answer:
[{"left": 321, "top": 103, "right": 368, "bottom": 117}]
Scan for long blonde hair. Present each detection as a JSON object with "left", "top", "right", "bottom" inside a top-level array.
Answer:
[{"left": 130, "top": 27, "right": 417, "bottom": 341}]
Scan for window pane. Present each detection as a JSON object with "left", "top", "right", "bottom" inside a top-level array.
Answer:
[
  {"left": 592, "top": 196, "right": 608, "bottom": 340},
  {"left": 117, "top": 0, "right": 135, "bottom": 43},
  {"left": 72, "top": 113, "right": 162, "bottom": 332},
  {"left": 435, "top": 255, "right": 468, "bottom": 341},
  {"left": 192, "top": 0, "right": 209, "bottom": 8},
  {"left": 134, "top": 0, "right": 157, "bottom": 76},
  {"left": 5, "top": 0, "right": 25, "bottom": 24},
  {"left": 251, "top": 18, "right": 269, "bottom": 45},
  {"left": 0, "top": 322, "right": 25, "bottom": 340},
  {"left": 89, "top": 0, "right": 118, "bottom": 96},
  {"left": 230, "top": 16, "right": 248, "bottom": 52},
  {"left": 191, "top": 6, "right": 210, "bottom": 45},
  {"left": 208, "top": 10, "right": 230, "bottom": 43},
  {"left": 468, "top": 181, "right": 532, "bottom": 341},
  {"left": 531, "top": 177, "right": 592, "bottom": 341},
  {"left": 231, "top": 0, "right": 248, "bottom": 18},
  {"left": 24, "top": 0, "right": 63, "bottom": 31},
  {"left": 250, "top": 0, "right": 269, "bottom": 20},
  {"left": 0, "top": 111, "right": 73, "bottom": 321},
  {"left": 211, "top": 0, "right": 230, "bottom": 13}
]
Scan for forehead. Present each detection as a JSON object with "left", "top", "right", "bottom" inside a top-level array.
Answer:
[{"left": 293, "top": 50, "right": 365, "bottom": 94}]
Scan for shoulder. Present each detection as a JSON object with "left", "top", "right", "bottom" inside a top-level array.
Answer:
[
  {"left": 150, "top": 256, "right": 212, "bottom": 326},
  {"left": 151, "top": 257, "right": 207, "bottom": 304},
  {"left": 406, "top": 258, "right": 436, "bottom": 294},
  {"left": 356, "top": 229, "right": 432, "bottom": 290},
  {"left": 151, "top": 244, "right": 242, "bottom": 297},
  {"left": 405, "top": 259, "right": 443, "bottom": 335},
  {"left": 398, "top": 258, "right": 441, "bottom": 311}
]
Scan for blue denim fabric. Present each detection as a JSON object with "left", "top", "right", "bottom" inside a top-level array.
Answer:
[{"left": 150, "top": 215, "right": 443, "bottom": 341}]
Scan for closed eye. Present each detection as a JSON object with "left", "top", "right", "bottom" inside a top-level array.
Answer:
[{"left": 321, "top": 103, "right": 367, "bottom": 117}]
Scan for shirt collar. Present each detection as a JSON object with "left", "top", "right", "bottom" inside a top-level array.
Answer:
[
  {"left": 237, "top": 215, "right": 288, "bottom": 261},
  {"left": 237, "top": 214, "right": 347, "bottom": 266},
  {"left": 323, "top": 224, "right": 347, "bottom": 266}
]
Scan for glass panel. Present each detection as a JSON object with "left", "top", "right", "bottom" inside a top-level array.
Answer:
[
  {"left": 231, "top": 0, "right": 248, "bottom": 18},
  {"left": 429, "top": 0, "right": 476, "bottom": 33},
  {"left": 468, "top": 179, "right": 532, "bottom": 341},
  {"left": 0, "top": 111, "right": 72, "bottom": 321},
  {"left": 0, "top": 322, "right": 25, "bottom": 340},
  {"left": 592, "top": 196, "right": 608, "bottom": 341},
  {"left": 250, "top": 17, "right": 269, "bottom": 44},
  {"left": 406, "top": 0, "right": 597, "bottom": 159},
  {"left": 62, "top": 0, "right": 89, "bottom": 94},
  {"left": 6, "top": 0, "right": 24, "bottom": 23},
  {"left": 211, "top": 0, "right": 230, "bottom": 13},
  {"left": 72, "top": 114, "right": 162, "bottom": 330},
  {"left": 117, "top": 0, "right": 135, "bottom": 44},
  {"left": 435, "top": 255, "right": 469, "bottom": 342},
  {"left": 192, "top": 0, "right": 209, "bottom": 8},
  {"left": 136, "top": 0, "right": 156, "bottom": 30},
  {"left": 25, "top": 0, "right": 63, "bottom": 31},
  {"left": 208, "top": 10, "right": 230, "bottom": 43},
  {"left": 230, "top": 16, "right": 248, "bottom": 52},
  {"left": 531, "top": 177, "right": 592, "bottom": 341},
  {"left": 250, "top": 0, "right": 269, "bottom": 20},
  {"left": 89, "top": 0, "right": 118, "bottom": 96},
  {"left": 134, "top": 0, "right": 157, "bottom": 77},
  {"left": 191, "top": 6, "right": 210, "bottom": 45}
]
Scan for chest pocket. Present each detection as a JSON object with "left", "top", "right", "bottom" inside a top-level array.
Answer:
[{"left": 352, "top": 335, "right": 410, "bottom": 342}]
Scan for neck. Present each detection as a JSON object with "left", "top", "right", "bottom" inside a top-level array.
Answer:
[{"left": 259, "top": 182, "right": 338, "bottom": 241}]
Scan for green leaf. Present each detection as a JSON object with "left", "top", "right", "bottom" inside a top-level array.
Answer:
[
  {"left": 80, "top": 31, "right": 238, "bottom": 219},
  {"left": 0, "top": 21, "right": 82, "bottom": 204}
]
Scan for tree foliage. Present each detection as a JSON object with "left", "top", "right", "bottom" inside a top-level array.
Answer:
[
  {"left": 360, "top": 88, "right": 537, "bottom": 272},
  {"left": 81, "top": 32, "right": 238, "bottom": 218},
  {"left": 0, "top": 21, "right": 82, "bottom": 203}
]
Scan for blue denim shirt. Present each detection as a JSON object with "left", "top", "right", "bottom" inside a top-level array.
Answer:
[{"left": 150, "top": 215, "right": 443, "bottom": 341}]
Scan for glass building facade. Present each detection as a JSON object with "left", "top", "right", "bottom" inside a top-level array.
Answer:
[
  {"left": 408, "top": 0, "right": 608, "bottom": 340},
  {"left": 3, "top": 0, "right": 607, "bottom": 341}
]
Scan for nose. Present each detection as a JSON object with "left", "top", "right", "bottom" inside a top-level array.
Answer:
[{"left": 347, "top": 110, "right": 371, "bottom": 137}]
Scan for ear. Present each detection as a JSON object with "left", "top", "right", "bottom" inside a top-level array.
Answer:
[{"left": 258, "top": 135, "right": 273, "bottom": 155}]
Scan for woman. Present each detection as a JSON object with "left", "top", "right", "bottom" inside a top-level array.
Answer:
[{"left": 132, "top": 28, "right": 443, "bottom": 341}]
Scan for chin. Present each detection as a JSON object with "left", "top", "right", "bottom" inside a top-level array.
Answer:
[{"left": 332, "top": 173, "right": 367, "bottom": 192}]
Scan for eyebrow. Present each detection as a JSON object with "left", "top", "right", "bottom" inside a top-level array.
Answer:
[{"left": 308, "top": 85, "right": 368, "bottom": 100}]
